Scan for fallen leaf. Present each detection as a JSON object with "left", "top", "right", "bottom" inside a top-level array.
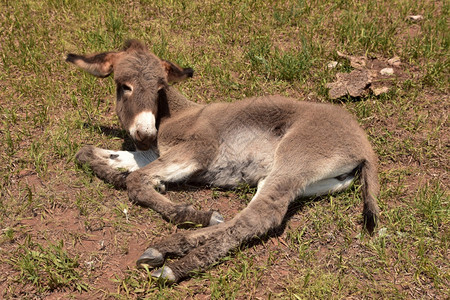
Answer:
[
  {"left": 337, "top": 51, "right": 367, "bottom": 69},
  {"left": 326, "top": 69, "right": 371, "bottom": 99}
]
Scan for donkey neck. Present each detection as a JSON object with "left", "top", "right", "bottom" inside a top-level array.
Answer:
[{"left": 157, "top": 85, "right": 202, "bottom": 121}]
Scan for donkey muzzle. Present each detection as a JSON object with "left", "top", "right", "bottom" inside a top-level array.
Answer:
[{"left": 129, "top": 111, "right": 157, "bottom": 151}]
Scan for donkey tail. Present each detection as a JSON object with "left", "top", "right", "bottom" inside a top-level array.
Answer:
[{"left": 360, "top": 159, "right": 380, "bottom": 234}]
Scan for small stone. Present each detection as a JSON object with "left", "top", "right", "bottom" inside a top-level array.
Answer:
[
  {"left": 327, "top": 61, "right": 338, "bottom": 69},
  {"left": 371, "top": 86, "right": 390, "bottom": 96},
  {"left": 380, "top": 67, "right": 394, "bottom": 76},
  {"left": 99, "top": 240, "right": 106, "bottom": 251},
  {"left": 387, "top": 56, "right": 401, "bottom": 67},
  {"left": 324, "top": 232, "right": 335, "bottom": 243},
  {"left": 407, "top": 15, "right": 424, "bottom": 22}
]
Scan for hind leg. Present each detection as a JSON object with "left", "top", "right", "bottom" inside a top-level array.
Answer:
[
  {"left": 144, "top": 171, "right": 360, "bottom": 281},
  {"left": 141, "top": 171, "right": 352, "bottom": 281},
  {"left": 136, "top": 143, "right": 366, "bottom": 281},
  {"left": 138, "top": 173, "right": 300, "bottom": 281}
]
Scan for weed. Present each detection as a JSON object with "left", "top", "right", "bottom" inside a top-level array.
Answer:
[
  {"left": 246, "top": 36, "right": 317, "bottom": 82},
  {"left": 1, "top": 227, "right": 16, "bottom": 243},
  {"left": 233, "top": 182, "right": 257, "bottom": 204},
  {"left": 8, "top": 236, "right": 88, "bottom": 293},
  {"left": 413, "top": 181, "right": 448, "bottom": 237}
]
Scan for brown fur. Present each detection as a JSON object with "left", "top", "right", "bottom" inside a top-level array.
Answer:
[{"left": 67, "top": 40, "right": 380, "bottom": 282}]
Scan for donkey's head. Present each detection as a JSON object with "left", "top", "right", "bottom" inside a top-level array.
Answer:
[{"left": 66, "top": 40, "right": 193, "bottom": 151}]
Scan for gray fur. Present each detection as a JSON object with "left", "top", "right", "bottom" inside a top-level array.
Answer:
[{"left": 68, "top": 40, "right": 380, "bottom": 282}]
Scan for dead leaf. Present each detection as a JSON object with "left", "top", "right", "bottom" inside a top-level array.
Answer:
[
  {"left": 327, "top": 51, "right": 407, "bottom": 99},
  {"left": 326, "top": 69, "right": 371, "bottom": 99},
  {"left": 337, "top": 51, "right": 367, "bottom": 69}
]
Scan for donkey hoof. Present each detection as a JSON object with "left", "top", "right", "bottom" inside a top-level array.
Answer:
[
  {"left": 209, "top": 211, "right": 224, "bottom": 226},
  {"left": 136, "top": 248, "right": 164, "bottom": 268},
  {"left": 154, "top": 183, "right": 166, "bottom": 194},
  {"left": 151, "top": 266, "right": 176, "bottom": 282}
]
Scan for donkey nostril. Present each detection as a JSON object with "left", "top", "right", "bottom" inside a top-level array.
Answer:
[
  {"left": 135, "top": 129, "right": 155, "bottom": 143},
  {"left": 135, "top": 130, "right": 144, "bottom": 142}
]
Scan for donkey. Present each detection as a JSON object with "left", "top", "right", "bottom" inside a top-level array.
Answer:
[{"left": 67, "top": 40, "right": 380, "bottom": 282}]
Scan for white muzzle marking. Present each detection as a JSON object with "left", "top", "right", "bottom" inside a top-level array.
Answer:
[{"left": 129, "top": 111, "right": 157, "bottom": 141}]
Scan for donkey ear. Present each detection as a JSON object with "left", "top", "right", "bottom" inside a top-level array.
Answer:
[
  {"left": 161, "top": 59, "right": 194, "bottom": 83},
  {"left": 66, "top": 52, "right": 122, "bottom": 78}
]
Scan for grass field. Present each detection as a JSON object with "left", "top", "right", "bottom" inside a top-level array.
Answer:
[{"left": 0, "top": 0, "right": 448, "bottom": 298}]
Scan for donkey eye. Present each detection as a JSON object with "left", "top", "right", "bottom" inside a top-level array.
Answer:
[{"left": 122, "top": 84, "right": 133, "bottom": 93}]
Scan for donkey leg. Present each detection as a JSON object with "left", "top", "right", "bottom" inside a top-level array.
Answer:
[
  {"left": 137, "top": 227, "right": 219, "bottom": 268},
  {"left": 76, "top": 145, "right": 130, "bottom": 189},
  {"left": 76, "top": 145, "right": 157, "bottom": 188},
  {"left": 140, "top": 163, "right": 364, "bottom": 280},
  {"left": 137, "top": 170, "right": 357, "bottom": 269},
  {"left": 142, "top": 176, "right": 299, "bottom": 281},
  {"left": 126, "top": 153, "right": 223, "bottom": 227}
]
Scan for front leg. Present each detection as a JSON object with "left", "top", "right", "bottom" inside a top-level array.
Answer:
[
  {"left": 75, "top": 145, "right": 158, "bottom": 188},
  {"left": 126, "top": 153, "right": 224, "bottom": 227}
]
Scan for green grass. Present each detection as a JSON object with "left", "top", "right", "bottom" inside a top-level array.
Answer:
[
  {"left": 6, "top": 236, "right": 88, "bottom": 293},
  {"left": 0, "top": 0, "right": 448, "bottom": 298}
]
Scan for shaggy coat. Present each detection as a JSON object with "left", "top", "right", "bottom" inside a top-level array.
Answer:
[{"left": 67, "top": 40, "right": 380, "bottom": 282}]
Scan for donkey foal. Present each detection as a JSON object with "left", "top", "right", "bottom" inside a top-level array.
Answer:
[{"left": 67, "top": 40, "right": 380, "bottom": 282}]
